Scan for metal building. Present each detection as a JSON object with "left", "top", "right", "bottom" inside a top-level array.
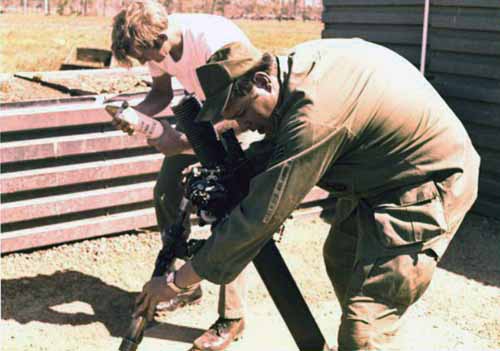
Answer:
[{"left": 322, "top": 0, "right": 500, "bottom": 218}]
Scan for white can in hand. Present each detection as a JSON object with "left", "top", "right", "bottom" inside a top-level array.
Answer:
[{"left": 105, "top": 101, "right": 164, "bottom": 139}]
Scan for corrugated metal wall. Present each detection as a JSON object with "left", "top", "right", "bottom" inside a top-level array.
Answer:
[
  {"left": 428, "top": 1, "right": 500, "bottom": 218},
  {"left": 322, "top": 0, "right": 426, "bottom": 66},
  {"left": 322, "top": 0, "right": 500, "bottom": 218}
]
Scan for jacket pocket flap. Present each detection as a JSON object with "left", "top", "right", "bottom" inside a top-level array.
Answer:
[{"left": 374, "top": 181, "right": 438, "bottom": 208}]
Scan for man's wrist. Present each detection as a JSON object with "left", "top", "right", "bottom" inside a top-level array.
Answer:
[{"left": 166, "top": 271, "right": 197, "bottom": 294}]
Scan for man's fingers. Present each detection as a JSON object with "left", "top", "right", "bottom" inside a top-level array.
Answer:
[
  {"left": 135, "top": 291, "right": 145, "bottom": 306},
  {"left": 114, "top": 122, "right": 135, "bottom": 135},
  {"left": 147, "top": 301, "right": 157, "bottom": 321},
  {"left": 110, "top": 114, "right": 135, "bottom": 134},
  {"left": 133, "top": 294, "right": 149, "bottom": 318},
  {"left": 132, "top": 304, "right": 145, "bottom": 319}
]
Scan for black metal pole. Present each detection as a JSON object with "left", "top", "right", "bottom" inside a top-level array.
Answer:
[{"left": 253, "top": 240, "right": 328, "bottom": 351}]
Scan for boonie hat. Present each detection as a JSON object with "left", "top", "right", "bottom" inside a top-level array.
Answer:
[{"left": 196, "top": 41, "right": 262, "bottom": 122}]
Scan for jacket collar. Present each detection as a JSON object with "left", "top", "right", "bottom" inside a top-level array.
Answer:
[{"left": 269, "top": 54, "right": 293, "bottom": 136}]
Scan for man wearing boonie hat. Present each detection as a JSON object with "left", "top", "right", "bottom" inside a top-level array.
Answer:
[{"left": 134, "top": 39, "right": 480, "bottom": 350}]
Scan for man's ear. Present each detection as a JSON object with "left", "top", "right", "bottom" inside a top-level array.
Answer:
[
  {"left": 154, "top": 33, "right": 168, "bottom": 49},
  {"left": 253, "top": 72, "right": 272, "bottom": 92}
]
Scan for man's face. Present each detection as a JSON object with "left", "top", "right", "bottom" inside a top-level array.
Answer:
[
  {"left": 222, "top": 92, "right": 273, "bottom": 134},
  {"left": 221, "top": 73, "right": 278, "bottom": 135}
]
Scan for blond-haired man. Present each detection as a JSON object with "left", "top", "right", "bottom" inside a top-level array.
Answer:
[{"left": 110, "top": 2, "right": 264, "bottom": 350}]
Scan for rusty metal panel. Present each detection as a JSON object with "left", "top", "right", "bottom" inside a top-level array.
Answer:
[
  {"left": 0, "top": 99, "right": 178, "bottom": 133},
  {"left": 0, "top": 188, "right": 335, "bottom": 254},
  {"left": 0, "top": 69, "right": 339, "bottom": 253},
  {"left": 1, "top": 154, "right": 164, "bottom": 194},
  {"left": 1, "top": 181, "right": 155, "bottom": 223},
  {"left": 1, "top": 208, "right": 158, "bottom": 253},
  {"left": 1, "top": 131, "right": 149, "bottom": 163},
  {"left": 0, "top": 105, "right": 114, "bottom": 132}
]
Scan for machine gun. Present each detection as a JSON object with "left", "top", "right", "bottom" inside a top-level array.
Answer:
[
  {"left": 118, "top": 95, "right": 253, "bottom": 351},
  {"left": 119, "top": 95, "right": 328, "bottom": 351}
]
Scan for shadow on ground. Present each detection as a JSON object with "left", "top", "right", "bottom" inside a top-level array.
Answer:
[
  {"left": 320, "top": 207, "right": 500, "bottom": 288},
  {"left": 1, "top": 270, "right": 205, "bottom": 342},
  {"left": 438, "top": 214, "right": 500, "bottom": 288}
]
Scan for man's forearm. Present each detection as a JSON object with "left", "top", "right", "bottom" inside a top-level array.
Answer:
[
  {"left": 134, "top": 89, "right": 173, "bottom": 117},
  {"left": 147, "top": 123, "right": 194, "bottom": 156}
]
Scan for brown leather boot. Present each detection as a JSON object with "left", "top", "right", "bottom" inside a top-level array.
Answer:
[
  {"left": 156, "top": 285, "right": 203, "bottom": 313},
  {"left": 193, "top": 317, "right": 245, "bottom": 351}
]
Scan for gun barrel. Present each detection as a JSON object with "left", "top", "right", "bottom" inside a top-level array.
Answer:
[
  {"left": 172, "top": 95, "right": 225, "bottom": 167},
  {"left": 119, "top": 316, "right": 146, "bottom": 351}
]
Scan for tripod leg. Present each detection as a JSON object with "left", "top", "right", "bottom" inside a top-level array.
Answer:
[{"left": 253, "top": 240, "right": 329, "bottom": 351}]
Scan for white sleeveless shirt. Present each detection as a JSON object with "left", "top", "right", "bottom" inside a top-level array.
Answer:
[{"left": 147, "top": 14, "right": 251, "bottom": 101}]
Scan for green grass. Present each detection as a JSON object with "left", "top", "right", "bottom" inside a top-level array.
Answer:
[{"left": 0, "top": 14, "right": 323, "bottom": 73}]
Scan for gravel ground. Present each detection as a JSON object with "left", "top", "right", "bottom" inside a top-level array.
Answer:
[{"left": 2, "top": 212, "right": 499, "bottom": 351}]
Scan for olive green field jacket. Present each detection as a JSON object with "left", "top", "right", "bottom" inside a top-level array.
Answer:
[{"left": 191, "top": 39, "right": 480, "bottom": 285}]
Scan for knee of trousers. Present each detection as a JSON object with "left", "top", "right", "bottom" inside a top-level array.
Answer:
[
  {"left": 323, "top": 228, "right": 357, "bottom": 276},
  {"left": 337, "top": 300, "right": 403, "bottom": 351}
]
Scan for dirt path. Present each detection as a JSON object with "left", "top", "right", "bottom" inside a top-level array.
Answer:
[{"left": 2, "top": 213, "right": 499, "bottom": 351}]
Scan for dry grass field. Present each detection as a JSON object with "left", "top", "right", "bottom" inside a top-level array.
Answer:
[{"left": 0, "top": 13, "right": 323, "bottom": 73}]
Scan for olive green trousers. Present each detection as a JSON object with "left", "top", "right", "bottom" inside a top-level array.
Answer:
[{"left": 323, "top": 211, "right": 438, "bottom": 351}]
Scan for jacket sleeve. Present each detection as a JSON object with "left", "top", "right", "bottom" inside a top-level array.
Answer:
[{"left": 191, "top": 107, "right": 349, "bottom": 284}]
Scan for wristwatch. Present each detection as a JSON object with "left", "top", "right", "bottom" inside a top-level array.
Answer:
[{"left": 165, "top": 271, "right": 192, "bottom": 294}]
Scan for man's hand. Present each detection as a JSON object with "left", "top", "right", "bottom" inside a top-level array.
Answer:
[
  {"left": 112, "top": 115, "right": 135, "bottom": 136},
  {"left": 147, "top": 121, "right": 192, "bottom": 157},
  {"left": 133, "top": 276, "right": 178, "bottom": 321},
  {"left": 105, "top": 103, "right": 135, "bottom": 135}
]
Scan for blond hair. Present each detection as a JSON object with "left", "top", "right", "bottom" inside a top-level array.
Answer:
[{"left": 111, "top": 0, "right": 168, "bottom": 66}]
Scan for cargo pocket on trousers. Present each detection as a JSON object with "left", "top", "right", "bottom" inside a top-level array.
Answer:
[
  {"left": 361, "top": 252, "right": 438, "bottom": 308},
  {"left": 371, "top": 181, "right": 448, "bottom": 248}
]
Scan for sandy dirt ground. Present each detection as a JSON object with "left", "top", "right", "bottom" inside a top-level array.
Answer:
[{"left": 2, "top": 213, "right": 500, "bottom": 351}]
